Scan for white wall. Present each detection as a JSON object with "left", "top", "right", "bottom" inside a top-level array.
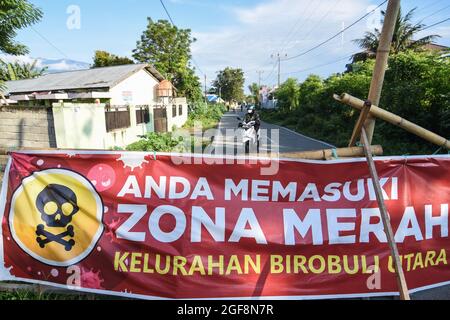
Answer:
[
  {"left": 166, "top": 97, "right": 188, "bottom": 131},
  {"left": 109, "top": 69, "right": 159, "bottom": 105},
  {"left": 52, "top": 103, "right": 152, "bottom": 149}
]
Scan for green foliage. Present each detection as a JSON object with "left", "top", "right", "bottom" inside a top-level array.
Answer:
[
  {"left": 275, "top": 78, "right": 300, "bottom": 111},
  {"left": 262, "top": 51, "right": 449, "bottom": 156},
  {"left": 126, "top": 132, "right": 183, "bottom": 152},
  {"left": 184, "top": 102, "right": 226, "bottom": 130},
  {"left": 132, "top": 19, "right": 202, "bottom": 102},
  {"left": 248, "top": 83, "right": 260, "bottom": 106},
  {"left": 0, "top": 0, "right": 43, "bottom": 55},
  {"left": 92, "top": 50, "right": 134, "bottom": 68},
  {"left": 213, "top": 67, "right": 245, "bottom": 103},
  {"left": 0, "top": 59, "right": 47, "bottom": 81},
  {"left": 352, "top": 7, "right": 440, "bottom": 63}
]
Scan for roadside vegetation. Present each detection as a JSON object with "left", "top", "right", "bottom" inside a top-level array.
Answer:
[
  {"left": 126, "top": 103, "right": 226, "bottom": 152},
  {"left": 263, "top": 8, "right": 449, "bottom": 156},
  {"left": 184, "top": 102, "right": 227, "bottom": 131},
  {"left": 262, "top": 50, "right": 450, "bottom": 156}
]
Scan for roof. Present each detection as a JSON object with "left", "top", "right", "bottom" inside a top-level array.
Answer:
[
  {"left": 5, "top": 64, "right": 165, "bottom": 94},
  {"left": 422, "top": 43, "right": 449, "bottom": 52}
]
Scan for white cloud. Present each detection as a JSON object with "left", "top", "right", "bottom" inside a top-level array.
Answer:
[
  {"left": 191, "top": 0, "right": 376, "bottom": 90},
  {"left": 0, "top": 54, "right": 43, "bottom": 67}
]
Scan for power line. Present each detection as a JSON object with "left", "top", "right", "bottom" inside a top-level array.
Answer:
[
  {"left": 159, "top": 0, "right": 205, "bottom": 77},
  {"left": 278, "top": 0, "right": 318, "bottom": 52},
  {"left": 159, "top": 0, "right": 175, "bottom": 25},
  {"left": 414, "top": 0, "right": 446, "bottom": 15},
  {"left": 421, "top": 17, "right": 450, "bottom": 31},
  {"left": 419, "top": 4, "right": 450, "bottom": 22},
  {"left": 283, "top": 0, "right": 388, "bottom": 62},
  {"left": 262, "top": 61, "right": 278, "bottom": 83},
  {"left": 30, "top": 26, "right": 69, "bottom": 59},
  {"left": 284, "top": 0, "right": 342, "bottom": 54},
  {"left": 281, "top": 52, "right": 358, "bottom": 76}
]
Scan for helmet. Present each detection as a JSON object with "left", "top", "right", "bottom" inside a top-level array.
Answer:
[{"left": 247, "top": 106, "right": 255, "bottom": 114}]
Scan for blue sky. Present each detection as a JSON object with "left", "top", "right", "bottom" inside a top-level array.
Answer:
[{"left": 9, "top": 0, "right": 450, "bottom": 88}]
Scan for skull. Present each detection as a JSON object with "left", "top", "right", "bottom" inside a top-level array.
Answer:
[{"left": 35, "top": 184, "right": 79, "bottom": 228}]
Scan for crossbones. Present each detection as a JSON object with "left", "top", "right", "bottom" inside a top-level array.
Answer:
[{"left": 36, "top": 224, "right": 75, "bottom": 252}]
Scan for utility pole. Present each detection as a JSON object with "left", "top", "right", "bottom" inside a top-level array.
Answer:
[
  {"left": 204, "top": 74, "right": 207, "bottom": 104},
  {"left": 256, "top": 70, "right": 264, "bottom": 88},
  {"left": 271, "top": 53, "right": 287, "bottom": 87}
]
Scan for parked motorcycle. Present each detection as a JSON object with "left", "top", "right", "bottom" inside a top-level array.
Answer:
[{"left": 237, "top": 117, "right": 260, "bottom": 154}]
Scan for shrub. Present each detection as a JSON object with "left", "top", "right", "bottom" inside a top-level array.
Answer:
[
  {"left": 262, "top": 51, "right": 449, "bottom": 156},
  {"left": 126, "top": 132, "right": 183, "bottom": 152}
]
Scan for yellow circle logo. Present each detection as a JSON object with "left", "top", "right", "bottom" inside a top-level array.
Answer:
[{"left": 9, "top": 169, "right": 104, "bottom": 267}]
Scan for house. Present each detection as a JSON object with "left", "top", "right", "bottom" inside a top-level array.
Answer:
[
  {"left": 260, "top": 86, "right": 278, "bottom": 109},
  {"left": 0, "top": 64, "right": 188, "bottom": 150},
  {"left": 206, "top": 94, "right": 225, "bottom": 104}
]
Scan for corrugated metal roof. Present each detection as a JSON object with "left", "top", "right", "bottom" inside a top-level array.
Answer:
[{"left": 5, "top": 64, "right": 165, "bottom": 94}]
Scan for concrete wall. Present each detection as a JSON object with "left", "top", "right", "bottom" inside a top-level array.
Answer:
[
  {"left": 52, "top": 102, "right": 153, "bottom": 149},
  {"left": 166, "top": 97, "right": 189, "bottom": 131},
  {"left": 109, "top": 69, "right": 159, "bottom": 105},
  {"left": 0, "top": 106, "right": 56, "bottom": 149}
]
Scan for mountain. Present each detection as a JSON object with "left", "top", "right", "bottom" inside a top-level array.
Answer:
[
  {"left": 38, "top": 58, "right": 91, "bottom": 73},
  {"left": 0, "top": 55, "right": 91, "bottom": 73}
]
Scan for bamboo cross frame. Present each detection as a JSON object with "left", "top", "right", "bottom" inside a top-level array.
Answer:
[
  {"left": 342, "top": 94, "right": 410, "bottom": 299},
  {"left": 360, "top": 128, "right": 410, "bottom": 300},
  {"left": 334, "top": 93, "right": 450, "bottom": 150},
  {"left": 0, "top": 146, "right": 384, "bottom": 160}
]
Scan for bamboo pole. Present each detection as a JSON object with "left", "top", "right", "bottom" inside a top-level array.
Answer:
[
  {"left": 349, "top": 100, "right": 372, "bottom": 147},
  {"left": 0, "top": 146, "right": 383, "bottom": 160},
  {"left": 361, "top": 128, "right": 410, "bottom": 300},
  {"left": 335, "top": 93, "right": 450, "bottom": 150},
  {"left": 363, "top": 0, "right": 401, "bottom": 144},
  {"left": 266, "top": 145, "right": 383, "bottom": 160}
]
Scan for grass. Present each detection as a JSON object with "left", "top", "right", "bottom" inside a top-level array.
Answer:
[{"left": 0, "top": 289, "right": 97, "bottom": 300}]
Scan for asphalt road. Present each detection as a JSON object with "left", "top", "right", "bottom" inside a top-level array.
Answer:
[{"left": 214, "top": 111, "right": 335, "bottom": 155}]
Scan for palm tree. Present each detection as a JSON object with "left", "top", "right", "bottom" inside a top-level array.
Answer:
[
  {"left": 0, "top": 59, "right": 47, "bottom": 81},
  {"left": 351, "top": 7, "right": 440, "bottom": 63}
]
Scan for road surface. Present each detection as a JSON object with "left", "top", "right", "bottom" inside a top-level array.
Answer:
[{"left": 213, "top": 111, "right": 335, "bottom": 155}]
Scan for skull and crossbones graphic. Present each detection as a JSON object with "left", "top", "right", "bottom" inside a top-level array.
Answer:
[{"left": 35, "top": 184, "right": 79, "bottom": 251}]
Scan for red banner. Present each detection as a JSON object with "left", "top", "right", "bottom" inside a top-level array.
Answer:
[{"left": 0, "top": 151, "right": 449, "bottom": 299}]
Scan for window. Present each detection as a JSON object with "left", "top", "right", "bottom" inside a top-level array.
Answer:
[
  {"left": 172, "top": 105, "right": 177, "bottom": 117},
  {"left": 179, "top": 105, "right": 183, "bottom": 116}
]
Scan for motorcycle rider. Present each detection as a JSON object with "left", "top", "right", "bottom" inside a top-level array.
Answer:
[
  {"left": 244, "top": 105, "right": 261, "bottom": 132},
  {"left": 242, "top": 105, "right": 261, "bottom": 153}
]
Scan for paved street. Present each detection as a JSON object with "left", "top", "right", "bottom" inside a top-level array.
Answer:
[{"left": 213, "top": 111, "right": 335, "bottom": 155}]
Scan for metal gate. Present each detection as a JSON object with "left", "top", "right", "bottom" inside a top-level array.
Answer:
[{"left": 153, "top": 107, "right": 167, "bottom": 133}]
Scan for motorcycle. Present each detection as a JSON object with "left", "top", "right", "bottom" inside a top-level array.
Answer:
[{"left": 237, "top": 117, "right": 260, "bottom": 154}]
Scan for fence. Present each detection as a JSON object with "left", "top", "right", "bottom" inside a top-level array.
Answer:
[
  {"left": 135, "top": 106, "right": 150, "bottom": 125},
  {"left": 105, "top": 106, "right": 131, "bottom": 132}
]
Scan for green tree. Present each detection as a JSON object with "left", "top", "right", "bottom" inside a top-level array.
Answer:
[
  {"left": 0, "top": 59, "right": 47, "bottom": 81},
  {"left": 275, "top": 78, "right": 300, "bottom": 111},
  {"left": 132, "top": 19, "right": 202, "bottom": 101},
  {"left": 213, "top": 67, "right": 245, "bottom": 103},
  {"left": 352, "top": 7, "right": 439, "bottom": 63},
  {"left": 262, "top": 51, "right": 449, "bottom": 156},
  {"left": 92, "top": 50, "right": 134, "bottom": 68},
  {"left": 0, "top": 0, "right": 43, "bottom": 55},
  {"left": 248, "top": 83, "right": 260, "bottom": 106}
]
